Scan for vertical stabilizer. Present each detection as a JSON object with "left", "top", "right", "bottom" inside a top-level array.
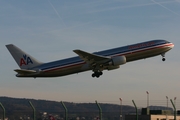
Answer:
[{"left": 6, "top": 44, "right": 43, "bottom": 69}]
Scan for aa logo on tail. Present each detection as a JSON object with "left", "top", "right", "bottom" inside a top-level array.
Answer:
[{"left": 20, "top": 55, "right": 33, "bottom": 66}]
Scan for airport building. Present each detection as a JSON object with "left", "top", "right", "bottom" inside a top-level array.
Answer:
[
  {"left": 125, "top": 108, "right": 180, "bottom": 120},
  {"left": 125, "top": 114, "right": 180, "bottom": 120}
]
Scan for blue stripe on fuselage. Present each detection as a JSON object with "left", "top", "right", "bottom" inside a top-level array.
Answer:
[
  {"left": 36, "top": 40, "right": 169, "bottom": 72},
  {"left": 94, "top": 40, "right": 168, "bottom": 56}
]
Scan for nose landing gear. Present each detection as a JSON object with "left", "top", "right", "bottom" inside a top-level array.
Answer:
[{"left": 161, "top": 53, "right": 166, "bottom": 61}]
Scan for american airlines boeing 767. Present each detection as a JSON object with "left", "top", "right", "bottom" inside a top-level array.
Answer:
[{"left": 6, "top": 40, "right": 174, "bottom": 78}]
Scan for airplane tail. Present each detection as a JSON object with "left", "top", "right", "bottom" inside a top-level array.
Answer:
[{"left": 6, "top": 44, "right": 43, "bottom": 69}]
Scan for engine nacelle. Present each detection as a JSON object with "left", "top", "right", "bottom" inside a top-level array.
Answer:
[{"left": 109, "top": 56, "right": 126, "bottom": 66}]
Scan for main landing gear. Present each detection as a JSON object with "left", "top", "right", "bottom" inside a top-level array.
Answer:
[
  {"left": 161, "top": 53, "right": 166, "bottom": 61},
  {"left": 92, "top": 71, "right": 103, "bottom": 78}
]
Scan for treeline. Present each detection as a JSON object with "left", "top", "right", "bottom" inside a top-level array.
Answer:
[{"left": 0, "top": 96, "right": 134, "bottom": 119}]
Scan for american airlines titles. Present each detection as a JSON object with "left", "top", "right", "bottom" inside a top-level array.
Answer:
[{"left": 128, "top": 41, "right": 155, "bottom": 50}]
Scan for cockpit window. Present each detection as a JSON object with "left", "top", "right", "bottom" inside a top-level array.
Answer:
[{"left": 165, "top": 40, "right": 170, "bottom": 43}]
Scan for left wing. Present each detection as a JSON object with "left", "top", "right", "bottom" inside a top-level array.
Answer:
[{"left": 73, "top": 49, "right": 110, "bottom": 65}]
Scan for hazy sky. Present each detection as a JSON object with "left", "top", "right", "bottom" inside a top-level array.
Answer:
[{"left": 1, "top": 0, "right": 180, "bottom": 109}]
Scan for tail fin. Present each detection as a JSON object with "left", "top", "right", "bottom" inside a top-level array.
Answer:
[{"left": 6, "top": 44, "right": 43, "bottom": 69}]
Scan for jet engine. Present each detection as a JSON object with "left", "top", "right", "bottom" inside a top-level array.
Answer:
[
  {"left": 106, "top": 56, "right": 126, "bottom": 70},
  {"left": 109, "top": 56, "right": 126, "bottom": 66}
]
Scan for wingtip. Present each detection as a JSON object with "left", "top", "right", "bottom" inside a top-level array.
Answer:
[
  {"left": 73, "top": 49, "right": 80, "bottom": 53},
  {"left": 5, "top": 44, "right": 14, "bottom": 47}
]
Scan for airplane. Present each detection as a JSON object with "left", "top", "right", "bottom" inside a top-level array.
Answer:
[{"left": 6, "top": 39, "right": 174, "bottom": 78}]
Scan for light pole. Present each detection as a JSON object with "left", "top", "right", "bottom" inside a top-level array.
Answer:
[
  {"left": 119, "top": 98, "right": 123, "bottom": 120},
  {"left": 146, "top": 91, "right": 149, "bottom": 108},
  {"left": 166, "top": 96, "right": 168, "bottom": 109},
  {"left": 174, "top": 97, "right": 177, "bottom": 107}
]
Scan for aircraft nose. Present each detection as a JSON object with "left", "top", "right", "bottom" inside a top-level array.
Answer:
[{"left": 171, "top": 42, "right": 174, "bottom": 48}]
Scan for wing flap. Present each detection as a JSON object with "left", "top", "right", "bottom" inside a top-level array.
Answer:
[{"left": 14, "top": 69, "right": 36, "bottom": 74}]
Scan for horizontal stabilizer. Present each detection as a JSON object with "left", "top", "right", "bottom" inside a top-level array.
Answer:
[{"left": 14, "top": 69, "right": 36, "bottom": 74}]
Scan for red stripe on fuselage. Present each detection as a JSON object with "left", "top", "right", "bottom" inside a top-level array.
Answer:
[
  {"left": 44, "top": 61, "right": 85, "bottom": 72},
  {"left": 43, "top": 43, "right": 173, "bottom": 72}
]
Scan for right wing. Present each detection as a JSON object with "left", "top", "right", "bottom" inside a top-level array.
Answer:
[{"left": 73, "top": 49, "right": 111, "bottom": 65}]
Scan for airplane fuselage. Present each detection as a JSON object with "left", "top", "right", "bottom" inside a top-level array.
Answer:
[{"left": 15, "top": 39, "right": 174, "bottom": 77}]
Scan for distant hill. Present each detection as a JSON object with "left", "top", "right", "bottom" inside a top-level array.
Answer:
[
  {"left": 0, "top": 96, "right": 133, "bottom": 113},
  {"left": 0, "top": 96, "right": 135, "bottom": 119},
  {"left": 0, "top": 96, "right": 173, "bottom": 120}
]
